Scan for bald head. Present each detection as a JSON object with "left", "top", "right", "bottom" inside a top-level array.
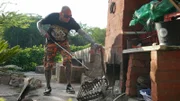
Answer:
[
  {"left": 61, "top": 6, "right": 71, "bottom": 14},
  {"left": 59, "top": 6, "right": 72, "bottom": 23}
]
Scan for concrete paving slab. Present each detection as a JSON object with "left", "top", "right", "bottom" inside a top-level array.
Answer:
[{"left": 1, "top": 72, "right": 80, "bottom": 101}]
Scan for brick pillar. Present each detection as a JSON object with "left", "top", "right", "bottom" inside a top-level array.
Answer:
[
  {"left": 106, "top": 0, "right": 150, "bottom": 93},
  {"left": 126, "top": 53, "right": 150, "bottom": 96},
  {"left": 151, "top": 50, "right": 180, "bottom": 101}
]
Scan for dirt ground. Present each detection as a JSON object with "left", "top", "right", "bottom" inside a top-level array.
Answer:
[{"left": 0, "top": 72, "right": 80, "bottom": 101}]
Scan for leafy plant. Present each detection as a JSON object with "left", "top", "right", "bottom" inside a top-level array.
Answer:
[
  {"left": 70, "top": 44, "right": 90, "bottom": 52},
  {"left": 6, "top": 45, "right": 45, "bottom": 71},
  {"left": 6, "top": 44, "right": 91, "bottom": 71},
  {"left": 0, "top": 97, "right": 6, "bottom": 101},
  {"left": 0, "top": 39, "right": 20, "bottom": 65}
]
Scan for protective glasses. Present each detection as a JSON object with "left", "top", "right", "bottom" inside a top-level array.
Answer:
[{"left": 64, "top": 14, "right": 72, "bottom": 18}]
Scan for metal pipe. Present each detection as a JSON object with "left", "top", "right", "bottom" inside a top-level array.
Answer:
[
  {"left": 50, "top": 39, "right": 89, "bottom": 70},
  {"left": 113, "top": 93, "right": 126, "bottom": 101}
]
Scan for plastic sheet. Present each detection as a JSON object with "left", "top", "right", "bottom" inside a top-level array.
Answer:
[
  {"left": 139, "top": 88, "right": 152, "bottom": 101},
  {"left": 129, "top": 0, "right": 175, "bottom": 31}
]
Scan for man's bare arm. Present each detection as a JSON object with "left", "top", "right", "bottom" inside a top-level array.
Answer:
[
  {"left": 77, "top": 29, "right": 95, "bottom": 44},
  {"left": 37, "top": 19, "right": 48, "bottom": 37}
]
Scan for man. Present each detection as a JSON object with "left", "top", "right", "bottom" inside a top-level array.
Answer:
[{"left": 37, "top": 6, "right": 99, "bottom": 95}]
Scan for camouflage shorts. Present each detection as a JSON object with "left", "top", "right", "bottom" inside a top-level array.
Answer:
[{"left": 43, "top": 40, "right": 72, "bottom": 70}]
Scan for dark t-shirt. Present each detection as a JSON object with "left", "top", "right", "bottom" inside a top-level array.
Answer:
[{"left": 41, "top": 13, "right": 81, "bottom": 42}]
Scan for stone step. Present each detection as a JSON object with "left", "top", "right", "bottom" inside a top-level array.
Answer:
[{"left": 56, "top": 66, "right": 85, "bottom": 83}]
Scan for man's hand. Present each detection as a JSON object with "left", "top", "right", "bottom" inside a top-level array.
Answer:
[
  {"left": 90, "top": 43, "right": 101, "bottom": 54},
  {"left": 91, "top": 43, "right": 101, "bottom": 49},
  {"left": 44, "top": 33, "right": 50, "bottom": 39}
]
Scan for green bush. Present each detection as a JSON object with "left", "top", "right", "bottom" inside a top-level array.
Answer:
[
  {"left": 6, "top": 44, "right": 89, "bottom": 71},
  {"left": 70, "top": 44, "right": 90, "bottom": 52},
  {"left": 0, "top": 97, "right": 6, "bottom": 101},
  {"left": 0, "top": 39, "right": 20, "bottom": 65},
  {"left": 6, "top": 45, "right": 44, "bottom": 71}
]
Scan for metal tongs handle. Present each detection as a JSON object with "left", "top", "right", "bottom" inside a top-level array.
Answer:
[{"left": 50, "top": 38, "right": 89, "bottom": 70}]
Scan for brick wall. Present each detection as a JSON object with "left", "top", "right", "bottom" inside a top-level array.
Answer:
[
  {"left": 151, "top": 50, "right": 180, "bottom": 101},
  {"left": 105, "top": 0, "right": 150, "bottom": 64},
  {"left": 106, "top": 0, "right": 151, "bottom": 94},
  {"left": 126, "top": 53, "right": 150, "bottom": 96},
  {"left": 106, "top": 0, "right": 125, "bottom": 64}
]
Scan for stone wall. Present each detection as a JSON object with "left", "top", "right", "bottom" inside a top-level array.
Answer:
[
  {"left": 0, "top": 71, "right": 25, "bottom": 87},
  {"left": 0, "top": 65, "right": 25, "bottom": 87}
]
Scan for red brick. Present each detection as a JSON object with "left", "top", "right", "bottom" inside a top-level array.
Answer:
[
  {"left": 157, "top": 82, "right": 180, "bottom": 93},
  {"left": 126, "top": 72, "right": 139, "bottom": 81},
  {"left": 150, "top": 71, "right": 156, "bottom": 83},
  {"left": 126, "top": 79, "right": 137, "bottom": 88},
  {"left": 157, "top": 93, "right": 180, "bottom": 101},
  {"left": 144, "top": 61, "right": 150, "bottom": 68},
  {"left": 128, "top": 66, "right": 150, "bottom": 73},
  {"left": 106, "top": 47, "right": 122, "bottom": 64},
  {"left": 108, "top": 16, "right": 123, "bottom": 33},
  {"left": 151, "top": 81, "right": 180, "bottom": 101},
  {"left": 105, "top": 47, "right": 123, "bottom": 64},
  {"left": 150, "top": 71, "right": 180, "bottom": 82},
  {"left": 123, "top": 0, "right": 150, "bottom": 31},
  {"left": 151, "top": 82, "right": 158, "bottom": 101},
  {"left": 152, "top": 94, "right": 158, "bottom": 101},
  {"left": 158, "top": 51, "right": 180, "bottom": 60},
  {"left": 156, "top": 71, "right": 180, "bottom": 82},
  {"left": 112, "top": 35, "right": 123, "bottom": 47},
  {"left": 128, "top": 59, "right": 146, "bottom": 68},
  {"left": 164, "top": 12, "right": 180, "bottom": 22},
  {"left": 153, "top": 92, "right": 180, "bottom": 101},
  {"left": 150, "top": 60, "right": 157, "bottom": 73},
  {"left": 151, "top": 51, "right": 157, "bottom": 60},
  {"left": 125, "top": 87, "right": 137, "bottom": 96},
  {"left": 158, "top": 60, "right": 180, "bottom": 71},
  {"left": 105, "top": 35, "right": 123, "bottom": 48},
  {"left": 129, "top": 53, "right": 150, "bottom": 60}
]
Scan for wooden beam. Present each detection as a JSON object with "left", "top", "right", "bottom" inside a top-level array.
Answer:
[{"left": 169, "top": 0, "right": 180, "bottom": 11}]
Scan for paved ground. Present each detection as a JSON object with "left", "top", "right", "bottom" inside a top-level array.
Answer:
[
  {"left": 0, "top": 72, "right": 143, "bottom": 101},
  {"left": 0, "top": 72, "right": 80, "bottom": 101}
]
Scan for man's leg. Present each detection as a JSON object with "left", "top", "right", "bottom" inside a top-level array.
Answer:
[
  {"left": 43, "top": 43, "right": 57, "bottom": 95},
  {"left": 64, "top": 59, "right": 75, "bottom": 94},
  {"left": 65, "top": 61, "right": 72, "bottom": 85},
  {"left": 44, "top": 63, "right": 53, "bottom": 95},
  {"left": 59, "top": 41, "right": 75, "bottom": 94},
  {"left": 44, "top": 69, "right": 51, "bottom": 89}
]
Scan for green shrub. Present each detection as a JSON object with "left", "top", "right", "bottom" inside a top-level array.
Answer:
[
  {"left": 6, "top": 45, "right": 45, "bottom": 71},
  {"left": 0, "top": 97, "right": 6, "bottom": 101},
  {"left": 70, "top": 44, "right": 90, "bottom": 52},
  {"left": 0, "top": 39, "right": 20, "bottom": 65},
  {"left": 6, "top": 44, "right": 89, "bottom": 71}
]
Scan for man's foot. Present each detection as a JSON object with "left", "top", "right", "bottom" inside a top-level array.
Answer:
[
  {"left": 43, "top": 87, "right": 51, "bottom": 96},
  {"left": 66, "top": 84, "right": 75, "bottom": 94}
]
